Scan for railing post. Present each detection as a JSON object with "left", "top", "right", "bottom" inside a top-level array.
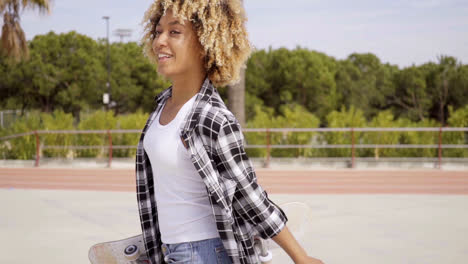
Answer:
[
  {"left": 107, "top": 129, "right": 113, "bottom": 168},
  {"left": 351, "top": 128, "right": 355, "bottom": 169},
  {"left": 266, "top": 128, "right": 271, "bottom": 168},
  {"left": 438, "top": 127, "right": 442, "bottom": 169},
  {"left": 34, "top": 130, "right": 40, "bottom": 167}
]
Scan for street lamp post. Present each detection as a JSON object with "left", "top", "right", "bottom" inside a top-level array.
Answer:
[{"left": 102, "top": 16, "right": 111, "bottom": 111}]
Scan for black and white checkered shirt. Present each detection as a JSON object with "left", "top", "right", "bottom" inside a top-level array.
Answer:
[{"left": 136, "top": 77, "right": 288, "bottom": 264}]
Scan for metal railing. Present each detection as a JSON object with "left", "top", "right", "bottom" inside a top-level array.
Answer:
[
  {"left": 1, "top": 127, "right": 467, "bottom": 168},
  {"left": 247, "top": 127, "right": 468, "bottom": 169},
  {"left": 0, "top": 110, "right": 23, "bottom": 129}
]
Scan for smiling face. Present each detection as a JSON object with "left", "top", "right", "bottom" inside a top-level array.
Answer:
[{"left": 152, "top": 9, "right": 205, "bottom": 80}]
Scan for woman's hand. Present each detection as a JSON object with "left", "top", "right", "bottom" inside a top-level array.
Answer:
[{"left": 295, "top": 255, "right": 325, "bottom": 264}]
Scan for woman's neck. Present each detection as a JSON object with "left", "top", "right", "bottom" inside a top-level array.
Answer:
[{"left": 169, "top": 71, "right": 207, "bottom": 106}]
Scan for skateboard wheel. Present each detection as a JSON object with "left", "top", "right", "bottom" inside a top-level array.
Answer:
[
  {"left": 124, "top": 244, "right": 140, "bottom": 260},
  {"left": 258, "top": 250, "right": 272, "bottom": 263}
]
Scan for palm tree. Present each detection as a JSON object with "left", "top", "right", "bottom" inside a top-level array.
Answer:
[{"left": 0, "top": 0, "right": 51, "bottom": 61}]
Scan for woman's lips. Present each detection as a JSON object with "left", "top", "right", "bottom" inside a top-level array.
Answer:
[
  {"left": 158, "top": 54, "right": 173, "bottom": 63},
  {"left": 159, "top": 57, "right": 171, "bottom": 62}
]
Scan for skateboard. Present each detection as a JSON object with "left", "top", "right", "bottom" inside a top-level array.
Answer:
[
  {"left": 88, "top": 234, "right": 149, "bottom": 264},
  {"left": 88, "top": 202, "right": 312, "bottom": 264}
]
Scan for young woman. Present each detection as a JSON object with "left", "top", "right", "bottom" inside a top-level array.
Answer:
[{"left": 136, "top": 1, "right": 325, "bottom": 264}]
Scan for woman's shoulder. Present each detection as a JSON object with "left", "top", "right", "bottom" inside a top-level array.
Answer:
[
  {"left": 196, "top": 92, "right": 241, "bottom": 138},
  {"left": 206, "top": 92, "right": 238, "bottom": 123}
]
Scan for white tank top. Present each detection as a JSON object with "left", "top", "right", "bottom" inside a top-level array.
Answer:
[{"left": 143, "top": 94, "right": 219, "bottom": 244}]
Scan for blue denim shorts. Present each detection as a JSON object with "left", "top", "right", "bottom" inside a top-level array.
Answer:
[{"left": 161, "top": 237, "right": 232, "bottom": 264}]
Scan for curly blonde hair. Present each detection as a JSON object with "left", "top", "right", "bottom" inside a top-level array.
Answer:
[{"left": 141, "top": 0, "right": 251, "bottom": 87}]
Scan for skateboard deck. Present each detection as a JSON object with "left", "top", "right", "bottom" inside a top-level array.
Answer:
[
  {"left": 88, "top": 234, "right": 150, "bottom": 264},
  {"left": 89, "top": 202, "right": 312, "bottom": 264}
]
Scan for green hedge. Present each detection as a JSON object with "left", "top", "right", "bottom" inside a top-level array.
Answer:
[
  {"left": 1, "top": 105, "right": 467, "bottom": 159},
  {"left": 245, "top": 104, "right": 468, "bottom": 158},
  {"left": 76, "top": 110, "right": 117, "bottom": 158},
  {"left": 0, "top": 110, "right": 42, "bottom": 159},
  {"left": 0, "top": 110, "right": 147, "bottom": 159},
  {"left": 112, "top": 110, "right": 148, "bottom": 158}
]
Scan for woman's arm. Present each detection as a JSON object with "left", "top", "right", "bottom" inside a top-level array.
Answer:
[
  {"left": 214, "top": 116, "right": 288, "bottom": 238},
  {"left": 214, "top": 116, "right": 325, "bottom": 263},
  {"left": 271, "top": 225, "right": 324, "bottom": 264}
]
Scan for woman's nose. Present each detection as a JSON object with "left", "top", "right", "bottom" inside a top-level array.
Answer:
[{"left": 153, "top": 32, "right": 167, "bottom": 52}]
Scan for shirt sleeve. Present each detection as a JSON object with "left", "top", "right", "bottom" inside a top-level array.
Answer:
[{"left": 214, "top": 116, "right": 288, "bottom": 239}]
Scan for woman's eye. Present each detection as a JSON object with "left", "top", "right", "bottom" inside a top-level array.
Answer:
[{"left": 154, "top": 29, "right": 180, "bottom": 37}]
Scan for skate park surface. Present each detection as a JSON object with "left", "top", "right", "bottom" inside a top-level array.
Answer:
[{"left": 1, "top": 168, "right": 468, "bottom": 264}]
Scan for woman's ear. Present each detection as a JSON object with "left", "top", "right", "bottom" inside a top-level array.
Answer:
[{"left": 199, "top": 48, "right": 206, "bottom": 60}]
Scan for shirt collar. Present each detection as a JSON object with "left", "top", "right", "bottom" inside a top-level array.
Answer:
[{"left": 154, "top": 77, "right": 215, "bottom": 134}]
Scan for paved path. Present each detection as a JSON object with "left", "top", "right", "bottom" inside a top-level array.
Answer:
[
  {"left": 1, "top": 190, "right": 467, "bottom": 264},
  {"left": 1, "top": 168, "right": 468, "bottom": 264},
  {"left": 1, "top": 168, "right": 468, "bottom": 194}
]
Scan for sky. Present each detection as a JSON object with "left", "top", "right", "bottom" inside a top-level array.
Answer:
[{"left": 16, "top": 0, "right": 468, "bottom": 68}]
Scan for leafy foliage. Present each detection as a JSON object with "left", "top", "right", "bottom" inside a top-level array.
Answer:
[
  {"left": 76, "top": 110, "right": 117, "bottom": 158},
  {"left": 112, "top": 110, "right": 148, "bottom": 157},
  {"left": 443, "top": 105, "right": 468, "bottom": 157},
  {"left": 1, "top": 31, "right": 468, "bottom": 159},
  {"left": 246, "top": 103, "right": 321, "bottom": 158},
  {"left": 324, "top": 106, "right": 367, "bottom": 157}
]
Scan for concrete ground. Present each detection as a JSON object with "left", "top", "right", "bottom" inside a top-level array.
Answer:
[{"left": 1, "top": 189, "right": 467, "bottom": 264}]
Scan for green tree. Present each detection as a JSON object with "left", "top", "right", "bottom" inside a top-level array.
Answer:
[
  {"left": 250, "top": 47, "right": 289, "bottom": 115},
  {"left": 449, "top": 65, "right": 468, "bottom": 111},
  {"left": 390, "top": 66, "right": 431, "bottom": 121},
  {"left": 0, "top": 53, "right": 36, "bottom": 112},
  {"left": 425, "top": 56, "right": 464, "bottom": 125},
  {"left": 23, "top": 31, "right": 105, "bottom": 116},
  {"left": 0, "top": 32, "right": 171, "bottom": 116},
  {"left": 335, "top": 53, "right": 396, "bottom": 120},
  {"left": 245, "top": 49, "right": 271, "bottom": 122},
  {"left": 283, "top": 48, "right": 338, "bottom": 121},
  {"left": 101, "top": 41, "right": 169, "bottom": 114},
  {"left": 246, "top": 47, "right": 339, "bottom": 124}
]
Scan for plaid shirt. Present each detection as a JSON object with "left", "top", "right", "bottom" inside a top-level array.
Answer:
[{"left": 135, "top": 78, "right": 288, "bottom": 264}]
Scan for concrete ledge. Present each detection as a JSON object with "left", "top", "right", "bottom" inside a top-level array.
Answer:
[
  {"left": 1, "top": 157, "right": 467, "bottom": 170},
  {"left": 252, "top": 157, "right": 468, "bottom": 170}
]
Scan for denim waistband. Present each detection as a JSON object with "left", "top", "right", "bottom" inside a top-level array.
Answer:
[{"left": 161, "top": 237, "right": 222, "bottom": 255}]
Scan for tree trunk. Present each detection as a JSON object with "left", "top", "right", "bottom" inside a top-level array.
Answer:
[
  {"left": 227, "top": 0, "right": 246, "bottom": 128},
  {"left": 439, "top": 77, "right": 449, "bottom": 126},
  {"left": 227, "top": 66, "right": 246, "bottom": 127}
]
